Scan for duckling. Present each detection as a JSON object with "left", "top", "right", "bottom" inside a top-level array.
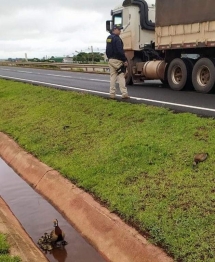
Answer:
[
  {"left": 43, "top": 233, "right": 49, "bottom": 242},
  {"left": 193, "top": 153, "right": 208, "bottom": 166},
  {"left": 50, "top": 219, "right": 65, "bottom": 245},
  {"left": 46, "top": 243, "right": 53, "bottom": 251},
  {"left": 40, "top": 243, "right": 47, "bottom": 250},
  {"left": 41, "top": 244, "right": 48, "bottom": 251},
  {"left": 38, "top": 236, "right": 44, "bottom": 245}
]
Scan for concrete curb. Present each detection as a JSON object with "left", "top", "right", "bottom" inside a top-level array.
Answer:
[
  {"left": 0, "top": 197, "right": 48, "bottom": 262},
  {"left": 0, "top": 132, "right": 173, "bottom": 262}
]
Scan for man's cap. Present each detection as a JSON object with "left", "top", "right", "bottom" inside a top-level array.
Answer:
[{"left": 113, "top": 24, "right": 123, "bottom": 30}]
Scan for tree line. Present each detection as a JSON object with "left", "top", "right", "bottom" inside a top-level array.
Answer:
[{"left": 7, "top": 52, "right": 106, "bottom": 63}]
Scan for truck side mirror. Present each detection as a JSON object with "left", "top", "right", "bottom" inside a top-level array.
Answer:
[{"left": 106, "top": 20, "right": 112, "bottom": 33}]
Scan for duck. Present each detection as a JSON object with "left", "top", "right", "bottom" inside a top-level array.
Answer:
[
  {"left": 193, "top": 153, "right": 208, "bottom": 166},
  {"left": 50, "top": 219, "right": 66, "bottom": 246},
  {"left": 37, "top": 219, "right": 67, "bottom": 251}
]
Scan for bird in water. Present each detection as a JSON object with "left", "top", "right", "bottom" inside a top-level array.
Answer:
[
  {"left": 37, "top": 219, "right": 67, "bottom": 251},
  {"left": 193, "top": 153, "right": 208, "bottom": 167},
  {"left": 50, "top": 219, "right": 67, "bottom": 247},
  {"left": 37, "top": 235, "right": 53, "bottom": 251}
]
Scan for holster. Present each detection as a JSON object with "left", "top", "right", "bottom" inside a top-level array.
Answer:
[{"left": 116, "top": 65, "right": 126, "bottom": 75}]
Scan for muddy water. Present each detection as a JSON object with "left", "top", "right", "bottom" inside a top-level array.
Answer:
[{"left": 0, "top": 158, "right": 106, "bottom": 262}]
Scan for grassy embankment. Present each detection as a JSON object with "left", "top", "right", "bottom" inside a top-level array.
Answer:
[
  {"left": 0, "top": 233, "right": 21, "bottom": 262},
  {"left": 0, "top": 79, "right": 215, "bottom": 262}
]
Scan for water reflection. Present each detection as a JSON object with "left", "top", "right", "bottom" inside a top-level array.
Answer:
[
  {"left": 51, "top": 248, "right": 68, "bottom": 262},
  {"left": 42, "top": 247, "right": 68, "bottom": 262}
]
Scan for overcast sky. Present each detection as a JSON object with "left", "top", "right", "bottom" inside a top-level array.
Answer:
[{"left": 0, "top": 0, "right": 155, "bottom": 59}]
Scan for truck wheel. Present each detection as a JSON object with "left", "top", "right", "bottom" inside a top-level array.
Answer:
[
  {"left": 167, "top": 58, "right": 192, "bottom": 91},
  {"left": 125, "top": 59, "right": 133, "bottom": 85},
  {"left": 182, "top": 58, "right": 195, "bottom": 90},
  {"left": 161, "top": 63, "right": 169, "bottom": 86},
  {"left": 192, "top": 58, "right": 215, "bottom": 93}
]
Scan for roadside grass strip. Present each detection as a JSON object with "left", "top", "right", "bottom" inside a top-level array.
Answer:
[
  {"left": 1, "top": 79, "right": 215, "bottom": 262},
  {"left": 0, "top": 233, "right": 21, "bottom": 262}
]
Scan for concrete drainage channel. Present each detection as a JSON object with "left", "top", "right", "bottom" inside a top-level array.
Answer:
[{"left": 0, "top": 157, "right": 106, "bottom": 262}]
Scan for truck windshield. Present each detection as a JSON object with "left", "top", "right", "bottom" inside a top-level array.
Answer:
[{"left": 113, "top": 13, "right": 122, "bottom": 26}]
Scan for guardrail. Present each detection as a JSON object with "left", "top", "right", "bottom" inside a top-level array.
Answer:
[{"left": 0, "top": 61, "right": 110, "bottom": 74}]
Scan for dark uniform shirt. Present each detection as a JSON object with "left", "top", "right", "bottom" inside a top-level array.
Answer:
[{"left": 106, "top": 33, "right": 127, "bottom": 62}]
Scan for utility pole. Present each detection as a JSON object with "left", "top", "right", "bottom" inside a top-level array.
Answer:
[
  {"left": 91, "top": 46, "right": 94, "bottom": 64},
  {"left": 25, "top": 53, "right": 28, "bottom": 62}
]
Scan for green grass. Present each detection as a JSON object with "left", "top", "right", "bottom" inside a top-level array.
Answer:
[
  {"left": 1, "top": 79, "right": 215, "bottom": 261},
  {"left": 0, "top": 234, "right": 21, "bottom": 262}
]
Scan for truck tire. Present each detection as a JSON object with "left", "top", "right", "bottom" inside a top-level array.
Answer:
[
  {"left": 161, "top": 63, "right": 169, "bottom": 86},
  {"left": 182, "top": 58, "right": 195, "bottom": 90},
  {"left": 125, "top": 59, "right": 133, "bottom": 85},
  {"left": 167, "top": 58, "right": 192, "bottom": 91},
  {"left": 192, "top": 58, "right": 215, "bottom": 93}
]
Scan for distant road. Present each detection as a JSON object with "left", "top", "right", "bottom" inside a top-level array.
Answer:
[{"left": 0, "top": 66, "right": 215, "bottom": 117}]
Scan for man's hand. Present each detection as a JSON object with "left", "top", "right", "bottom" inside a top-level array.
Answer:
[{"left": 124, "top": 61, "right": 128, "bottom": 67}]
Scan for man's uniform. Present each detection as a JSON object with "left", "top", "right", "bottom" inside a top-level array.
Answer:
[{"left": 106, "top": 25, "right": 129, "bottom": 98}]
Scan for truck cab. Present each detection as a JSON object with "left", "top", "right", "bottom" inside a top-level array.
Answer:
[
  {"left": 106, "top": 1, "right": 155, "bottom": 51},
  {"left": 106, "top": 0, "right": 164, "bottom": 85}
]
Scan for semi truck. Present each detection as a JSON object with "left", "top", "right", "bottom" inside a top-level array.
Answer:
[{"left": 106, "top": 0, "right": 215, "bottom": 93}]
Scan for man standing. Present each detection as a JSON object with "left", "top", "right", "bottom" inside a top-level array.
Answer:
[{"left": 106, "top": 24, "right": 130, "bottom": 99}]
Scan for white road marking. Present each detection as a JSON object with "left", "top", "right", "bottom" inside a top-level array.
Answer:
[
  {"left": 0, "top": 74, "right": 215, "bottom": 113},
  {"left": 46, "top": 73, "right": 109, "bottom": 82},
  {"left": 89, "top": 78, "right": 109, "bottom": 82},
  {"left": 47, "top": 73, "right": 73, "bottom": 78},
  {"left": 17, "top": 70, "right": 33, "bottom": 74},
  {"left": 134, "top": 97, "right": 215, "bottom": 112}
]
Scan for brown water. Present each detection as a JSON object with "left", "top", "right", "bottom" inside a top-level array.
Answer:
[{"left": 0, "top": 158, "right": 106, "bottom": 262}]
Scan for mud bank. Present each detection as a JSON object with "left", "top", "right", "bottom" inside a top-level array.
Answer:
[{"left": 0, "top": 132, "right": 173, "bottom": 262}]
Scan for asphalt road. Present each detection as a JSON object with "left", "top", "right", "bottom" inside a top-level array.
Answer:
[{"left": 0, "top": 66, "right": 215, "bottom": 117}]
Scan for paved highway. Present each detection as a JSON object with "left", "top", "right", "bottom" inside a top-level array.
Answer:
[{"left": 0, "top": 66, "right": 215, "bottom": 117}]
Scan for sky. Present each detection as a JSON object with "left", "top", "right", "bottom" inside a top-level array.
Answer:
[{"left": 0, "top": 0, "right": 155, "bottom": 59}]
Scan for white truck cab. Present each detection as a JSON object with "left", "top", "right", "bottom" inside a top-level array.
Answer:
[{"left": 107, "top": 1, "right": 155, "bottom": 51}]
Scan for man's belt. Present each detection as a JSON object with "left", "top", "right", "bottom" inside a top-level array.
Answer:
[{"left": 109, "top": 57, "right": 122, "bottom": 61}]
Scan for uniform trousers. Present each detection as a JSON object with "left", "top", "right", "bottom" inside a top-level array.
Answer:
[{"left": 108, "top": 59, "right": 128, "bottom": 97}]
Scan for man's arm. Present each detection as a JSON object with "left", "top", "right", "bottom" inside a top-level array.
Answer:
[{"left": 115, "top": 37, "right": 127, "bottom": 62}]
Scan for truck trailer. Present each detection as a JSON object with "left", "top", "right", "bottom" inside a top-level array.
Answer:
[{"left": 106, "top": 0, "right": 215, "bottom": 93}]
